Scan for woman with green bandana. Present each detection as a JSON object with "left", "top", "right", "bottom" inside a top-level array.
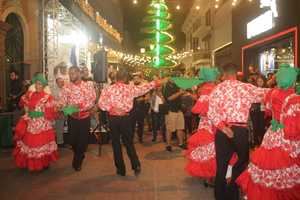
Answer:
[
  {"left": 237, "top": 64, "right": 300, "bottom": 200},
  {"left": 13, "top": 73, "right": 59, "bottom": 171},
  {"left": 183, "top": 67, "right": 237, "bottom": 183}
]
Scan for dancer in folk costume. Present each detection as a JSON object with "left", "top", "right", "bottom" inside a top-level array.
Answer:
[
  {"left": 182, "top": 67, "right": 237, "bottom": 181},
  {"left": 58, "top": 66, "right": 96, "bottom": 171},
  {"left": 207, "top": 63, "right": 269, "bottom": 200},
  {"left": 237, "top": 64, "right": 300, "bottom": 200},
  {"left": 13, "top": 73, "right": 58, "bottom": 171},
  {"left": 184, "top": 67, "right": 220, "bottom": 178}
]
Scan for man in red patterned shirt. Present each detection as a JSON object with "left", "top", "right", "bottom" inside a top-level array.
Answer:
[
  {"left": 207, "top": 63, "right": 269, "bottom": 200},
  {"left": 98, "top": 68, "right": 167, "bottom": 176},
  {"left": 59, "top": 66, "right": 96, "bottom": 171}
]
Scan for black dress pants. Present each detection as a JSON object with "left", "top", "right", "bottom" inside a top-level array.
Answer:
[
  {"left": 68, "top": 117, "right": 90, "bottom": 168},
  {"left": 215, "top": 126, "right": 249, "bottom": 200},
  {"left": 109, "top": 115, "right": 141, "bottom": 174}
]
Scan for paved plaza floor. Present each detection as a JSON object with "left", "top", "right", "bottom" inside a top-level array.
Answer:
[{"left": 0, "top": 135, "right": 214, "bottom": 200}]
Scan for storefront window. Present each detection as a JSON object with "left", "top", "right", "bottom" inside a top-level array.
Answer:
[{"left": 259, "top": 37, "right": 294, "bottom": 75}]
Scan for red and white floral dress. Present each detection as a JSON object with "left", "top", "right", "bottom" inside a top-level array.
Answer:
[
  {"left": 13, "top": 91, "right": 58, "bottom": 171},
  {"left": 237, "top": 88, "right": 300, "bottom": 200},
  {"left": 185, "top": 83, "right": 237, "bottom": 178}
]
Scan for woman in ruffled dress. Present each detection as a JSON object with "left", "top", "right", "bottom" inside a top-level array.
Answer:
[
  {"left": 13, "top": 73, "right": 58, "bottom": 171},
  {"left": 185, "top": 67, "right": 220, "bottom": 179},
  {"left": 237, "top": 64, "right": 300, "bottom": 200}
]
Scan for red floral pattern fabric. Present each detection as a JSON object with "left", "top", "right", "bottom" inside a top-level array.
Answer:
[
  {"left": 208, "top": 80, "right": 269, "bottom": 129},
  {"left": 98, "top": 81, "right": 157, "bottom": 116},
  {"left": 59, "top": 81, "right": 96, "bottom": 119},
  {"left": 14, "top": 91, "right": 58, "bottom": 171},
  {"left": 237, "top": 91, "right": 300, "bottom": 200}
]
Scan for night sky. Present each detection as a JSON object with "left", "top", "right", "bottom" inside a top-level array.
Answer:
[{"left": 120, "top": 0, "right": 193, "bottom": 53}]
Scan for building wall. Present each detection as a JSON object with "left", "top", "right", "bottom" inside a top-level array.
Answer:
[
  {"left": 212, "top": 1, "right": 232, "bottom": 51},
  {"left": 232, "top": 0, "right": 300, "bottom": 71},
  {"left": 0, "top": 0, "right": 42, "bottom": 78}
]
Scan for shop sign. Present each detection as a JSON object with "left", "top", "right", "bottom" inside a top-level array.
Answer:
[
  {"left": 247, "top": 10, "right": 274, "bottom": 39},
  {"left": 247, "top": 0, "right": 278, "bottom": 39},
  {"left": 260, "top": 0, "right": 278, "bottom": 17}
]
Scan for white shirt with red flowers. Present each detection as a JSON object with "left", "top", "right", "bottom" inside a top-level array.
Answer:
[
  {"left": 59, "top": 81, "right": 96, "bottom": 119},
  {"left": 208, "top": 79, "right": 269, "bottom": 129},
  {"left": 98, "top": 81, "right": 157, "bottom": 116}
]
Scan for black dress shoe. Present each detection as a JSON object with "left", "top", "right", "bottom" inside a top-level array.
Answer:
[
  {"left": 74, "top": 166, "right": 82, "bottom": 172},
  {"left": 134, "top": 166, "right": 141, "bottom": 176},
  {"left": 117, "top": 170, "right": 126, "bottom": 176},
  {"left": 166, "top": 145, "right": 172, "bottom": 152}
]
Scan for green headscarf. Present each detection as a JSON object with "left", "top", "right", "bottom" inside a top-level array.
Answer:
[
  {"left": 198, "top": 66, "right": 220, "bottom": 82},
  {"left": 275, "top": 64, "right": 298, "bottom": 89},
  {"left": 31, "top": 73, "right": 48, "bottom": 86},
  {"left": 171, "top": 66, "right": 219, "bottom": 90}
]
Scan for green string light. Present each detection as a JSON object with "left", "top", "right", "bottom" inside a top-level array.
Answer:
[{"left": 140, "top": 0, "right": 176, "bottom": 69}]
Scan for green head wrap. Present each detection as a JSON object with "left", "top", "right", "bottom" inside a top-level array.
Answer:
[
  {"left": 171, "top": 67, "right": 219, "bottom": 90},
  {"left": 198, "top": 66, "right": 220, "bottom": 82},
  {"left": 32, "top": 73, "right": 48, "bottom": 86},
  {"left": 275, "top": 64, "right": 298, "bottom": 89}
]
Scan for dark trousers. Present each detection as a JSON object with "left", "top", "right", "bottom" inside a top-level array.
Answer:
[
  {"left": 131, "top": 110, "right": 146, "bottom": 141},
  {"left": 250, "top": 106, "right": 266, "bottom": 146},
  {"left": 68, "top": 117, "right": 90, "bottom": 168},
  {"left": 215, "top": 126, "right": 249, "bottom": 200},
  {"left": 151, "top": 111, "right": 166, "bottom": 141},
  {"left": 184, "top": 115, "right": 193, "bottom": 134},
  {"left": 109, "top": 115, "right": 140, "bottom": 173}
]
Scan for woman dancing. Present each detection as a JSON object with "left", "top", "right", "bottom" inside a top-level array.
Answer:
[{"left": 13, "top": 73, "right": 58, "bottom": 171}]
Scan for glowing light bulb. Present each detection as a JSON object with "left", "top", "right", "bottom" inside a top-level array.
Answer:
[{"left": 176, "top": 5, "right": 181, "bottom": 10}]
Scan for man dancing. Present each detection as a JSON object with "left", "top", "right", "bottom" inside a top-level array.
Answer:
[
  {"left": 59, "top": 66, "right": 96, "bottom": 171},
  {"left": 207, "top": 63, "right": 269, "bottom": 200},
  {"left": 98, "top": 68, "right": 167, "bottom": 176}
]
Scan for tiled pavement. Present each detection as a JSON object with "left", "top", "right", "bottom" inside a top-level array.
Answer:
[{"left": 0, "top": 135, "right": 214, "bottom": 200}]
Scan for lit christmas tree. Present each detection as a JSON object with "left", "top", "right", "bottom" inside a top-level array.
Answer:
[{"left": 140, "top": 0, "right": 176, "bottom": 69}]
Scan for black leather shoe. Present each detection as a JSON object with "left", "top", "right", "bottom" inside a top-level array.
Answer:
[
  {"left": 166, "top": 145, "right": 172, "bottom": 152},
  {"left": 134, "top": 166, "right": 141, "bottom": 176},
  {"left": 117, "top": 170, "right": 126, "bottom": 176}
]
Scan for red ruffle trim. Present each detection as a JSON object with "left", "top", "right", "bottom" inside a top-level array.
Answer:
[
  {"left": 17, "top": 130, "right": 57, "bottom": 148},
  {"left": 251, "top": 147, "right": 299, "bottom": 169},
  {"left": 187, "top": 129, "right": 214, "bottom": 148},
  {"left": 283, "top": 116, "right": 300, "bottom": 141},
  {"left": 14, "top": 118, "right": 27, "bottom": 140},
  {"left": 13, "top": 147, "right": 58, "bottom": 171},
  {"left": 237, "top": 171, "right": 300, "bottom": 200},
  {"left": 185, "top": 158, "right": 216, "bottom": 178}
]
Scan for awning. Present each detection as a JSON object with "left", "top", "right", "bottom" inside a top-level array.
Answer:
[{"left": 59, "top": 0, "right": 122, "bottom": 50}]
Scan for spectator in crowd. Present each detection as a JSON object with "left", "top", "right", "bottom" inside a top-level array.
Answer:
[
  {"left": 247, "top": 64, "right": 259, "bottom": 85},
  {"left": 53, "top": 76, "right": 66, "bottom": 147},
  {"left": 150, "top": 87, "right": 166, "bottom": 142},
  {"left": 131, "top": 72, "right": 150, "bottom": 143},
  {"left": 250, "top": 75, "right": 268, "bottom": 146},
  {"left": 8, "top": 70, "right": 23, "bottom": 112},
  {"left": 163, "top": 80, "right": 186, "bottom": 152},
  {"left": 181, "top": 89, "right": 196, "bottom": 135},
  {"left": 266, "top": 72, "right": 276, "bottom": 88},
  {"left": 80, "top": 64, "right": 93, "bottom": 82}
]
